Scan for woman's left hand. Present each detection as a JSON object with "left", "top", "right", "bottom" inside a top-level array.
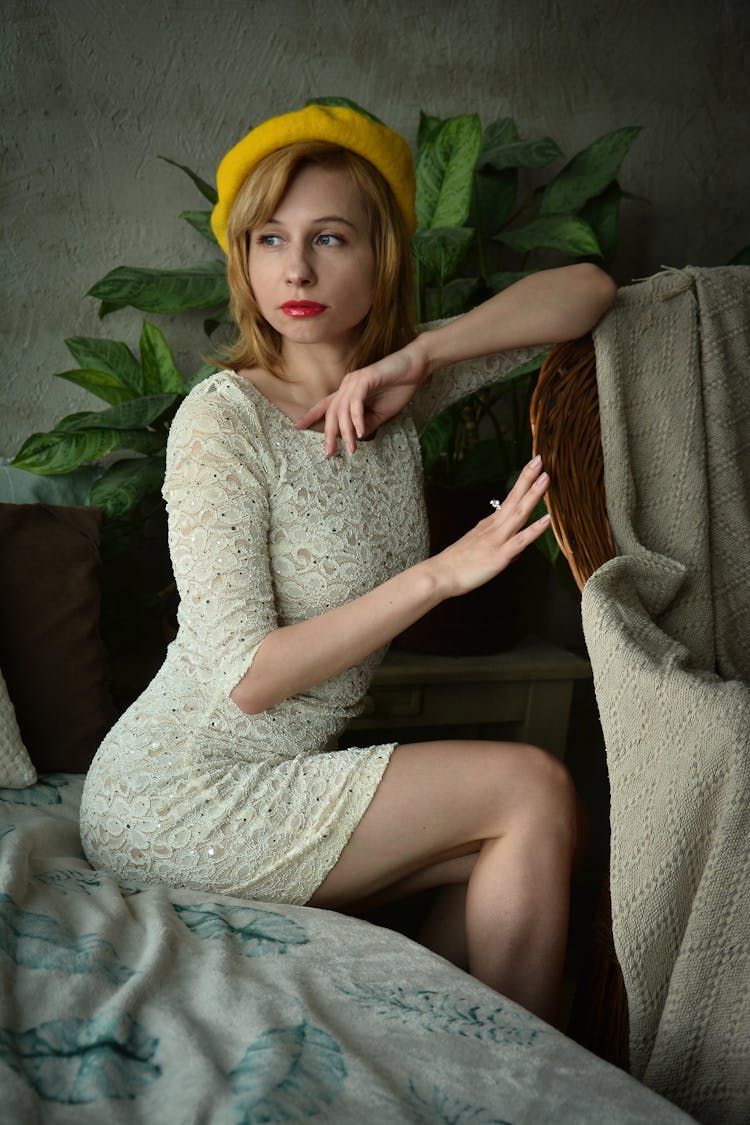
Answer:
[{"left": 295, "top": 338, "right": 430, "bottom": 456}]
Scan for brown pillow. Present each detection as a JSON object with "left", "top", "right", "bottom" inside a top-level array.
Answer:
[{"left": 0, "top": 503, "right": 116, "bottom": 773}]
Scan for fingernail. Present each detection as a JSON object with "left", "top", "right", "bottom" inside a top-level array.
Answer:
[{"left": 529, "top": 455, "right": 542, "bottom": 467}]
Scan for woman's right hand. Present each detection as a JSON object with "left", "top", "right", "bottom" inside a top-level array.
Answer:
[
  {"left": 295, "top": 336, "right": 431, "bottom": 456},
  {"left": 429, "top": 456, "right": 552, "bottom": 599}
]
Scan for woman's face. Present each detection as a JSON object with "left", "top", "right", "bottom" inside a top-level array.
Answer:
[{"left": 247, "top": 163, "right": 376, "bottom": 356}]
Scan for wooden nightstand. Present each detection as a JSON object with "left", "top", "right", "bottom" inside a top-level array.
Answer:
[{"left": 347, "top": 638, "right": 591, "bottom": 758}]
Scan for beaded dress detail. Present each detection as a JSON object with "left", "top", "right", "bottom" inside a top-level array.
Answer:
[{"left": 80, "top": 341, "right": 541, "bottom": 904}]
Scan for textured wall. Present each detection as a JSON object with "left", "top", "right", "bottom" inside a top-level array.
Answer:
[{"left": 2, "top": 0, "right": 748, "bottom": 455}]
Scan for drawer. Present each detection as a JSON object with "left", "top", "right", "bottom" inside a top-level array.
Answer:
[
  {"left": 360, "top": 685, "right": 423, "bottom": 719},
  {"left": 353, "top": 680, "right": 533, "bottom": 728}
]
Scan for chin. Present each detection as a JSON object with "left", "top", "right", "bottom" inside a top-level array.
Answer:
[{"left": 274, "top": 317, "right": 363, "bottom": 349}]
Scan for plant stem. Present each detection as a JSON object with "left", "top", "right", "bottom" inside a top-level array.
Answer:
[
  {"left": 503, "top": 191, "right": 538, "bottom": 230},
  {"left": 413, "top": 254, "right": 423, "bottom": 324}
]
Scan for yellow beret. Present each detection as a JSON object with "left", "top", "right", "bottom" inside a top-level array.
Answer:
[{"left": 210, "top": 103, "right": 416, "bottom": 253}]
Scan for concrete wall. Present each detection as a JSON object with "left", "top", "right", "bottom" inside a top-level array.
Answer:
[{"left": 3, "top": 0, "right": 748, "bottom": 456}]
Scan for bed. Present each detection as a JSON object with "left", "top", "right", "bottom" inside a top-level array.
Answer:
[{"left": 0, "top": 771, "right": 698, "bottom": 1123}]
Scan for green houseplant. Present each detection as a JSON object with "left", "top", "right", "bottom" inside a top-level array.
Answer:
[
  {"left": 10, "top": 100, "right": 641, "bottom": 665},
  {"left": 12, "top": 99, "right": 640, "bottom": 521},
  {"left": 409, "top": 109, "right": 639, "bottom": 537}
]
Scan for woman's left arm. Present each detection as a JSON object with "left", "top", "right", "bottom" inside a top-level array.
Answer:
[
  {"left": 419, "top": 263, "right": 616, "bottom": 372},
  {"left": 297, "top": 264, "right": 617, "bottom": 455}
]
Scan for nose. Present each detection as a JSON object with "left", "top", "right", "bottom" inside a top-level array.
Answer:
[{"left": 286, "top": 242, "right": 315, "bottom": 287}]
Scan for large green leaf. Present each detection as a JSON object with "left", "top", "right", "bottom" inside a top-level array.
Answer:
[
  {"left": 306, "top": 96, "right": 384, "bottom": 124},
  {"left": 89, "top": 456, "right": 166, "bottom": 519},
  {"left": 539, "top": 126, "right": 641, "bottom": 215},
  {"left": 65, "top": 337, "right": 144, "bottom": 394},
  {"left": 482, "top": 117, "right": 520, "bottom": 149},
  {"left": 139, "top": 321, "right": 185, "bottom": 394},
  {"left": 478, "top": 136, "right": 562, "bottom": 173},
  {"left": 54, "top": 394, "right": 179, "bottom": 433},
  {"left": 159, "top": 156, "right": 218, "bottom": 204},
  {"left": 496, "top": 214, "right": 602, "bottom": 257},
  {"left": 412, "top": 227, "right": 475, "bottom": 285},
  {"left": 53, "top": 368, "right": 136, "bottom": 406},
  {"left": 472, "top": 168, "right": 517, "bottom": 238},
  {"left": 180, "top": 210, "right": 219, "bottom": 244},
  {"left": 88, "top": 261, "right": 229, "bottom": 315},
  {"left": 580, "top": 182, "right": 623, "bottom": 265},
  {"left": 416, "top": 114, "right": 483, "bottom": 230},
  {"left": 416, "top": 111, "right": 443, "bottom": 159},
  {"left": 10, "top": 427, "right": 164, "bottom": 475}
]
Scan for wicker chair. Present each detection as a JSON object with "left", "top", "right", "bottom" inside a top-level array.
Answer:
[
  {"left": 529, "top": 335, "right": 628, "bottom": 1070},
  {"left": 529, "top": 336, "right": 616, "bottom": 590}
]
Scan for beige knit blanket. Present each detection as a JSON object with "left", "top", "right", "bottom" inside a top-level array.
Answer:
[{"left": 582, "top": 267, "right": 750, "bottom": 1124}]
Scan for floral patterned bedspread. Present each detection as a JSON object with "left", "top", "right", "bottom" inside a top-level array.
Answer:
[{"left": 0, "top": 774, "right": 694, "bottom": 1124}]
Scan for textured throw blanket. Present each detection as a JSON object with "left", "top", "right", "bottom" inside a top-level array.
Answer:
[
  {"left": 583, "top": 266, "right": 750, "bottom": 1124},
  {"left": 0, "top": 775, "right": 694, "bottom": 1124}
]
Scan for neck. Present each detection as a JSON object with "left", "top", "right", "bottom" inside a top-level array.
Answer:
[{"left": 280, "top": 337, "right": 356, "bottom": 402}]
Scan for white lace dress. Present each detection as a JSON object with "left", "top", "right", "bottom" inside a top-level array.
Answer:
[{"left": 80, "top": 341, "right": 542, "bottom": 904}]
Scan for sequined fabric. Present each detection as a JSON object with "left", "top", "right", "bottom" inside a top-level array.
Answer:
[{"left": 80, "top": 340, "right": 542, "bottom": 904}]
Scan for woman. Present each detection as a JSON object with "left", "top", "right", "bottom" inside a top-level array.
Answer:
[{"left": 80, "top": 102, "right": 616, "bottom": 1023}]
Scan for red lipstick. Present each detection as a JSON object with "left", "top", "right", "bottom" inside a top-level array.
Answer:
[{"left": 281, "top": 300, "right": 327, "bottom": 318}]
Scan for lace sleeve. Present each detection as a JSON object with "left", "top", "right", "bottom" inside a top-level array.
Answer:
[
  {"left": 163, "top": 380, "right": 277, "bottom": 697},
  {"left": 410, "top": 317, "right": 549, "bottom": 431}
]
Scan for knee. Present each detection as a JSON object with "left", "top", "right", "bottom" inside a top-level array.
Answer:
[
  {"left": 518, "top": 743, "right": 573, "bottom": 792},
  {"left": 514, "top": 744, "right": 578, "bottom": 839}
]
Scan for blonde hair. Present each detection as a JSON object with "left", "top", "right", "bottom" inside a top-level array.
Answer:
[{"left": 218, "top": 141, "right": 415, "bottom": 376}]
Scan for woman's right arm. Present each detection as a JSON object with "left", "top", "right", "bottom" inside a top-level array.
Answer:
[
  {"left": 166, "top": 385, "right": 548, "bottom": 718},
  {"left": 230, "top": 456, "right": 550, "bottom": 715}
]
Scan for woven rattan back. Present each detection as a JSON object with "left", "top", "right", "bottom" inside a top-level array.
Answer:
[
  {"left": 529, "top": 335, "right": 616, "bottom": 591},
  {"left": 531, "top": 336, "right": 629, "bottom": 1069}
]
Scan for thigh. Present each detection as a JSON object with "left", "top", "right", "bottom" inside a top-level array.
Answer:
[
  {"left": 346, "top": 850, "right": 479, "bottom": 915},
  {"left": 308, "top": 738, "right": 571, "bottom": 908}
]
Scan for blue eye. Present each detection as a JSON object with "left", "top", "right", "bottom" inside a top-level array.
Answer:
[
  {"left": 257, "top": 233, "right": 282, "bottom": 247},
  {"left": 316, "top": 233, "right": 342, "bottom": 246}
]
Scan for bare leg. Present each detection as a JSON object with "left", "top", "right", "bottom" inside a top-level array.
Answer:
[
  {"left": 418, "top": 883, "right": 470, "bottom": 971},
  {"left": 309, "top": 739, "right": 577, "bottom": 1023},
  {"left": 464, "top": 823, "right": 571, "bottom": 1021},
  {"left": 367, "top": 792, "right": 588, "bottom": 1001}
]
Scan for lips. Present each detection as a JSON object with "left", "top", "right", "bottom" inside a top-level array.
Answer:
[{"left": 280, "top": 301, "right": 328, "bottom": 318}]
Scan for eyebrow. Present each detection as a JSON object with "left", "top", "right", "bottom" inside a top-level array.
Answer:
[{"left": 265, "top": 215, "right": 359, "bottom": 230}]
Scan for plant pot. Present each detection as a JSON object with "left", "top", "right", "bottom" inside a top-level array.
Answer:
[{"left": 393, "top": 484, "right": 523, "bottom": 656}]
